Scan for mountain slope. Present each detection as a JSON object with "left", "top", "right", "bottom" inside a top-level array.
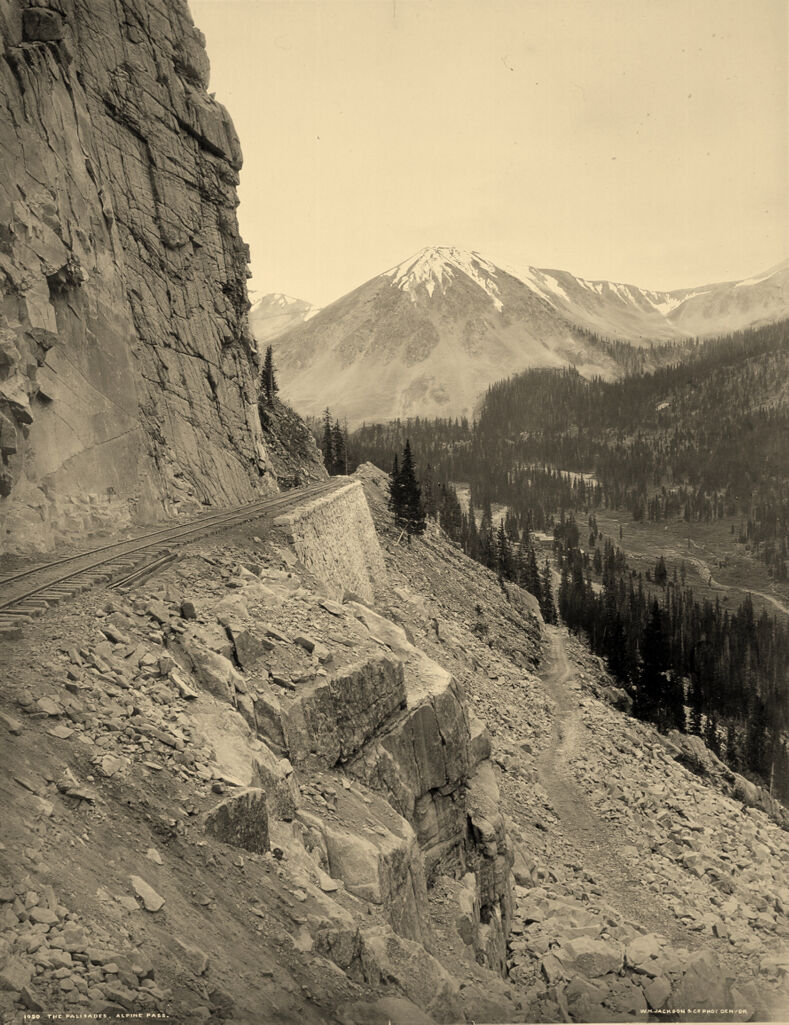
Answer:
[
  {"left": 264, "top": 247, "right": 789, "bottom": 424},
  {"left": 266, "top": 248, "right": 623, "bottom": 424},
  {"left": 504, "top": 257, "right": 789, "bottom": 341}
]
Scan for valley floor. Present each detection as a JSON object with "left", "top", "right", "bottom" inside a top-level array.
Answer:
[{"left": 593, "top": 511, "right": 789, "bottom": 623}]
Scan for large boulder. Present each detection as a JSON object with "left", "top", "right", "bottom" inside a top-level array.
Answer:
[
  {"left": 664, "top": 731, "right": 734, "bottom": 782},
  {"left": 253, "top": 746, "right": 300, "bottom": 821},
  {"left": 345, "top": 601, "right": 416, "bottom": 657},
  {"left": 346, "top": 650, "right": 513, "bottom": 972},
  {"left": 347, "top": 654, "right": 470, "bottom": 846},
  {"left": 204, "top": 788, "right": 269, "bottom": 854},
  {"left": 297, "top": 782, "right": 431, "bottom": 946},
  {"left": 670, "top": 950, "right": 732, "bottom": 1010},
  {"left": 358, "top": 925, "right": 466, "bottom": 1025},
  {"left": 181, "top": 637, "right": 243, "bottom": 704},
  {"left": 281, "top": 657, "right": 407, "bottom": 768}
]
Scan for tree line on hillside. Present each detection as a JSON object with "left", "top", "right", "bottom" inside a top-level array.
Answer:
[
  {"left": 357, "top": 424, "right": 788, "bottom": 804},
  {"left": 347, "top": 321, "right": 789, "bottom": 582},
  {"left": 393, "top": 446, "right": 558, "bottom": 619},
  {"left": 380, "top": 437, "right": 558, "bottom": 619},
  {"left": 554, "top": 513, "right": 789, "bottom": 802},
  {"left": 473, "top": 324, "right": 789, "bottom": 580}
]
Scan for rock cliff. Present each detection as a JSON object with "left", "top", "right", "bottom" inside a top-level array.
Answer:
[{"left": 0, "top": 0, "right": 280, "bottom": 554}]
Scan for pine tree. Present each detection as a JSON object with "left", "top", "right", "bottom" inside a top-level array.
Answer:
[
  {"left": 540, "top": 560, "right": 557, "bottom": 623},
  {"left": 438, "top": 482, "right": 463, "bottom": 538},
  {"left": 636, "top": 599, "right": 669, "bottom": 728},
  {"left": 398, "top": 440, "right": 426, "bottom": 538},
  {"left": 331, "top": 420, "right": 347, "bottom": 475},
  {"left": 262, "top": 345, "right": 278, "bottom": 405},
  {"left": 322, "top": 408, "right": 334, "bottom": 474},
  {"left": 725, "top": 722, "right": 740, "bottom": 769},
  {"left": 704, "top": 713, "right": 721, "bottom": 756},
  {"left": 520, "top": 534, "right": 542, "bottom": 603},
  {"left": 478, "top": 501, "right": 495, "bottom": 569},
  {"left": 465, "top": 496, "right": 479, "bottom": 561},
  {"left": 496, "top": 521, "right": 514, "bottom": 581},
  {"left": 558, "top": 565, "right": 570, "bottom": 624}
]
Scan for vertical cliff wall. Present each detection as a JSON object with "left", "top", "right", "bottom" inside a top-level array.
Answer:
[{"left": 0, "top": 0, "right": 276, "bottom": 554}]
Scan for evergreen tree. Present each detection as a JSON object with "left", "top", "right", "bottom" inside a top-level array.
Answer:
[
  {"left": 540, "top": 560, "right": 557, "bottom": 624},
  {"left": 478, "top": 501, "right": 496, "bottom": 569},
  {"left": 322, "top": 408, "right": 334, "bottom": 473},
  {"left": 438, "top": 482, "right": 463, "bottom": 538},
  {"left": 399, "top": 440, "right": 426, "bottom": 537},
  {"left": 636, "top": 600, "right": 668, "bottom": 727},
  {"left": 635, "top": 599, "right": 684, "bottom": 732},
  {"left": 465, "top": 496, "right": 479, "bottom": 561},
  {"left": 725, "top": 723, "right": 740, "bottom": 770},
  {"left": 704, "top": 713, "right": 721, "bottom": 757},
  {"left": 389, "top": 442, "right": 426, "bottom": 538},
  {"left": 496, "top": 521, "right": 515, "bottom": 581},
  {"left": 520, "top": 534, "right": 542, "bottom": 603},
  {"left": 262, "top": 345, "right": 278, "bottom": 405},
  {"left": 331, "top": 420, "right": 347, "bottom": 475}
]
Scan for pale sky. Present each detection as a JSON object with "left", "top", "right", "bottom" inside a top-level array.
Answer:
[{"left": 191, "top": 0, "right": 788, "bottom": 307}]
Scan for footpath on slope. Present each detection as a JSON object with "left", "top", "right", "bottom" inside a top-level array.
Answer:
[
  {"left": 536, "top": 628, "right": 691, "bottom": 944},
  {"left": 517, "top": 626, "right": 789, "bottom": 1022}
]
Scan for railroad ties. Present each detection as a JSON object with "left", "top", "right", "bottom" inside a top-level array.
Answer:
[
  {"left": 0, "top": 551, "right": 173, "bottom": 639},
  {"left": 0, "top": 480, "right": 340, "bottom": 640}
]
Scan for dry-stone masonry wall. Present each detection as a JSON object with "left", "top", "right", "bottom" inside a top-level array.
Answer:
[
  {"left": 0, "top": 0, "right": 276, "bottom": 553},
  {"left": 273, "top": 481, "right": 386, "bottom": 603}
]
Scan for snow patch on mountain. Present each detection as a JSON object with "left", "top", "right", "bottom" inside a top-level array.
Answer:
[
  {"left": 734, "top": 260, "right": 788, "bottom": 289},
  {"left": 386, "top": 246, "right": 504, "bottom": 311}
]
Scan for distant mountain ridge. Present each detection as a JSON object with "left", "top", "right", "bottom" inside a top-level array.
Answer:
[
  {"left": 253, "top": 247, "right": 789, "bottom": 424},
  {"left": 494, "top": 255, "right": 789, "bottom": 341},
  {"left": 249, "top": 292, "right": 320, "bottom": 344}
]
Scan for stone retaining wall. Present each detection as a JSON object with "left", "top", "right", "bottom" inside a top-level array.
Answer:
[{"left": 274, "top": 481, "right": 386, "bottom": 603}]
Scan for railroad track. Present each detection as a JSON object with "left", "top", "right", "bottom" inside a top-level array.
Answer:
[{"left": 0, "top": 479, "right": 341, "bottom": 637}]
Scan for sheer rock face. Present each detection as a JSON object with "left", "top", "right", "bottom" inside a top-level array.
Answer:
[{"left": 0, "top": 0, "right": 275, "bottom": 553}]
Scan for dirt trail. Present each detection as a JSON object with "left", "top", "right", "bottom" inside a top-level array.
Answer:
[{"left": 535, "top": 627, "right": 701, "bottom": 944}]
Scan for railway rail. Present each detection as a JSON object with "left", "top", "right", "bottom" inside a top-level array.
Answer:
[{"left": 0, "top": 478, "right": 341, "bottom": 637}]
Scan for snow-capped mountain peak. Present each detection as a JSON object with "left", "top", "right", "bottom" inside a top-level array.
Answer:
[{"left": 385, "top": 246, "right": 504, "bottom": 310}]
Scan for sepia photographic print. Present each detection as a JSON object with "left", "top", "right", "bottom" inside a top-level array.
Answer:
[{"left": 0, "top": 1, "right": 787, "bottom": 1024}]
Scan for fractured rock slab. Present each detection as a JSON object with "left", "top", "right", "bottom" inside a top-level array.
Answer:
[
  {"left": 298, "top": 781, "right": 431, "bottom": 946},
  {"left": 281, "top": 656, "right": 406, "bottom": 768},
  {"left": 204, "top": 787, "right": 270, "bottom": 854}
]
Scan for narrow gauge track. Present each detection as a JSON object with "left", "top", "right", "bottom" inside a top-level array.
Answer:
[{"left": 0, "top": 479, "right": 341, "bottom": 635}]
